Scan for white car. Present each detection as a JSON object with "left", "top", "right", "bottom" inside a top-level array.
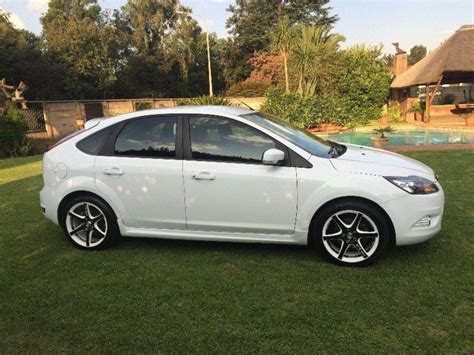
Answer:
[{"left": 40, "top": 106, "right": 445, "bottom": 266}]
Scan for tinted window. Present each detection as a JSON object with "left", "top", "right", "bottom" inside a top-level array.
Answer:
[
  {"left": 242, "top": 112, "right": 335, "bottom": 158},
  {"left": 76, "top": 127, "right": 111, "bottom": 155},
  {"left": 115, "top": 116, "right": 176, "bottom": 158},
  {"left": 189, "top": 116, "right": 276, "bottom": 164}
]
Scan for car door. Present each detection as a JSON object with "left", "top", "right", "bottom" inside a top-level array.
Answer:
[
  {"left": 182, "top": 115, "right": 297, "bottom": 235},
  {"left": 94, "top": 115, "right": 186, "bottom": 230}
]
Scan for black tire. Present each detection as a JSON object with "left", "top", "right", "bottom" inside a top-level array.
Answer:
[
  {"left": 311, "top": 200, "right": 390, "bottom": 267},
  {"left": 59, "top": 195, "right": 120, "bottom": 250}
]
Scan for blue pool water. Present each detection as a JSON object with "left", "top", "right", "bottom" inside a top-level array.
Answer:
[{"left": 321, "top": 130, "right": 474, "bottom": 147}]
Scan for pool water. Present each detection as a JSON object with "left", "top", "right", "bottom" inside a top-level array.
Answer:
[{"left": 321, "top": 130, "right": 474, "bottom": 147}]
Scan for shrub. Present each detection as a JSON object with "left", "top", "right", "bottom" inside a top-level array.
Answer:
[
  {"left": 262, "top": 46, "right": 391, "bottom": 128},
  {"left": 410, "top": 101, "right": 424, "bottom": 112},
  {"left": 386, "top": 104, "right": 404, "bottom": 123},
  {"left": 227, "top": 80, "right": 270, "bottom": 97},
  {"left": 177, "top": 96, "right": 234, "bottom": 106},
  {"left": 0, "top": 103, "right": 29, "bottom": 157},
  {"left": 373, "top": 126, "right": 395, "bottom": 138},
  {"left": 263, "top": 88, "right": 381, "bottom": 128}
]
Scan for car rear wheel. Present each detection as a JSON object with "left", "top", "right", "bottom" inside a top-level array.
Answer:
[
  {"left": 313, "top": 200, "right": 390, "bottom": 266},
  {"left": 60, "top": 195, "right": 120, "bottom": 250}
]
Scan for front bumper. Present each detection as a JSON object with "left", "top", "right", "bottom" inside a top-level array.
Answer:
[
  {"left": 382, "top": 183, "right": 445, "bottom": 246},
  {"left": 40, "top": 185, "right": 60, "bottom": 225}
]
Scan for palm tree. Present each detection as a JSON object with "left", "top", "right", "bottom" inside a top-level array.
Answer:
[
  {"left": 292, "top": 25, "right": 345, "bottom": 96},
  {"left": 271, "top": 17, "right": 294, "bottom": 93}
]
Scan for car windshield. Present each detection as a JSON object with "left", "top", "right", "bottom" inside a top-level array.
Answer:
[{"left": 241, "top": 112, "right": 346, "bottom": 158}]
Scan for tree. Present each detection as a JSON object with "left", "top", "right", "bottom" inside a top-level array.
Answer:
[
  {"left": 271, "top": 17, "right": 295, "bottom": 92},
  {"left": 381, "top": 53, "right": 394, "bottom": 68},
  {"left": 292, "top": 25, "right": 345, "bottom": 96},
  {"left": 41, "top": 0, "right": 119, "bottom": 98},
  {"left": 282, "top": 0, "right": 338, "bottom": 25},
  {"left": 337, "top": 45, "right": 392, "bottom": 122},
  {"left": 225, "top": 0, "right": 338, "bottom": 87},
  {"left": 0, "top": 10, "right": 65, "bottom": 100},
  {"left": 408, "top": 45, "right": 427, "bottom": 65},
  {"left": 119, "top": 0, "right": 179, "bottom": 57},
  {"left": 165, "top": 9, "right": 202, "bottom": 94}
]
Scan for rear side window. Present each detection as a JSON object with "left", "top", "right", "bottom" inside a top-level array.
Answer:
[
  {"left": 114, "top": 116, "right": 177, "bottom": 158},
  {"left": 76, "top": 127, "right": 111, "bottom": 155}
]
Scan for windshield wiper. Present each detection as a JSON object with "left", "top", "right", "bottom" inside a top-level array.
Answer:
[{"left": 327, "top": 141, "right": 347, "bottom": 158}]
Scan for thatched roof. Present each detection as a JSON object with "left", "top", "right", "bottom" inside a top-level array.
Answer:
[{"left": 391, "top": 25, "right": 474, "bottom": 88}]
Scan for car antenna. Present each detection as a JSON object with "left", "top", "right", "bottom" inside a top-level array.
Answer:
[{"left": 236, "top": 99, "right": 255, "bottom": 111}]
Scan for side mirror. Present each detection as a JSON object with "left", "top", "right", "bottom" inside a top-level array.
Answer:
[{"left": 262, "top": 148, "right": 285, "bottom": 165}]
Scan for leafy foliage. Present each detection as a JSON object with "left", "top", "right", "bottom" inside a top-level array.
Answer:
[
  {"left": 227, "top": 80, "right": 270, "bottom": 97},
  {"left": 225, "top": 0, "right": 338, "bottom": 86},
  {"left": 1, "top": 0, "right": 341, "bottom": 100},
  {"left": 373, "top": 126, "right": 395, "bottom": 138},
  {"left": 263, "top": 45, "right": 392, "bottom": 128},
  {"left": 408, "top": 44, "right": 427, "bottom": 65},
  {"left": 0, "top": 103, "right": 29, "bottom": 157},
  {"left": 177, "top": 96, "right": 233, "bottom": 106},
  {"left": 336, "top": 45, "right": 392, "bottom": 122},
  {"left": 410, "top": 101, "right": 425, "bottom": 112},
  {"left": 291, "top": 25, "right": 345, "bottom": 96},
  {"left": 386, "top": 104, "right": 404, "bottom": 123}
]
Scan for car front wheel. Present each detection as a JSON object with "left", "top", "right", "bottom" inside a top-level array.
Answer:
[{"left": 313, "top": 200, "right": 390, "bottom": 266}]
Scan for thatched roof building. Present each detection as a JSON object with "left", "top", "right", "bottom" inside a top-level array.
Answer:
[
  {"left": 392, "top": 25, "right": 474, "bottom": 88},
  {"left": 390, "top": 25, "right": 474, "bottom": 121}
]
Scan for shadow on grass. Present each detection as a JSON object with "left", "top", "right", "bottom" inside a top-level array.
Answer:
[
  {"left": 114, "top": 231, "right": 432, "bottom": 266},
  {"left": 0, "top": 154, "right": 42, "bottom": 171},
  {"left": 0, "top": 171, "right": 433, "bottom": 268}
]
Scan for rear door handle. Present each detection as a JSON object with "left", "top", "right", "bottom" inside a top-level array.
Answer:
[
  {"left": 103, "top": 167, "right": 124, "bottom": 176},
  {"left": 192, "top": 172, "right": 216, "bottom": 181}
]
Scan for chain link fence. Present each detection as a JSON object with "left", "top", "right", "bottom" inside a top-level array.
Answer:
[{"left": 20, "top": 103, "right": 46, "bottom": 133}]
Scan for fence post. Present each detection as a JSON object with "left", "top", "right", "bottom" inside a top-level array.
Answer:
[{"left": 42, "top": 103, "right": 55, "bottom": 140}]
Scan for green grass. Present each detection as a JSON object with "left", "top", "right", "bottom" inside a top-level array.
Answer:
[{"left": 1, "top": 151, "right": 473, "bottom": 353}]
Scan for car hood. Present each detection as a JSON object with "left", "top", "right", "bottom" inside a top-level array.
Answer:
[{"left": 329, "top": 143, "right": 436, "bottom": 180}]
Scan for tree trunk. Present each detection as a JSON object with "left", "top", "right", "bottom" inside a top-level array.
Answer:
[
  {"left": 298, "top": 72, "right": 303, "bottom": 94},
  {"left": 283, "top": 51, "right": 289, "bottom": 93}
]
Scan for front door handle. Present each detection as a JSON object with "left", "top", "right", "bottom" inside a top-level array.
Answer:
[
  {"left": 103, "top": 167, "right": 124, "bottom": 176},
  {"left": 192, "top": 172, "right": 216, "bottom": 181}
]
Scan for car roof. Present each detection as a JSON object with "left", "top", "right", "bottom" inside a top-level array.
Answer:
[{"left": 126, "top": 105, "right": 255, "bottom": 118}]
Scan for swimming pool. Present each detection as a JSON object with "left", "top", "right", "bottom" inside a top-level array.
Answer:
[{"left": 321, "top": 130, "right": 474, "bottom": 147}]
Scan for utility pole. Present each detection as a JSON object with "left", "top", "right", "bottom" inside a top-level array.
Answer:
[
  {"left": 206, "top": 31, "right": 213, "bottom": 97},
  {"left": 176, "top": 9, "right": 214, "bottom": 97}
]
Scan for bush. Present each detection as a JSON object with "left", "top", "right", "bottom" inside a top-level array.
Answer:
[
  {"left": 263, "top": 88, "right": 382, "bottom": 128},
  {"left": 0, "top": 103, "right": 29, "bottom": 157},
  {"left": 262, "top": 46, "right": 391, "bottom": 128},
  {"left": 227, "top": 80, "right": 270, "bottom": 97},
  {"left": 177, "top": 96, "right": 234, "bottom": 106},
  {"left": 386, "top": 104, "right": 404, "bottom": 123},
  {"left": 410, "top": 101, "right": 424, "bottom": 112}
]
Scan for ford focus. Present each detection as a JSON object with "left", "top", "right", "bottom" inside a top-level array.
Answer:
[{"left": 40, "top": 106, "right": 444, "bottom": 266}]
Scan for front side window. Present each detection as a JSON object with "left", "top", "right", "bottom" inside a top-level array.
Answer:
[
  {"left": 242, "top": 112, "right": 343, "bottom": 158},
  {"left": 114, "top": 116, "right": 177, "bottom": 158},
  {"left": 189, "top": 115, "right": 277, "bottom": 164}
]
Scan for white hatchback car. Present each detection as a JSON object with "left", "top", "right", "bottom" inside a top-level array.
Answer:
[{"left": 40, "top": 106, "right": 445, "bottom": 266}]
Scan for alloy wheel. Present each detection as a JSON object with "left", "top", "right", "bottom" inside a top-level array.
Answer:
[
  {"left": 65, "top": 202, "right": 108, "bottom": 248},
  {"left": 322, "top": 210, "right": 380, "bottom": 264}
]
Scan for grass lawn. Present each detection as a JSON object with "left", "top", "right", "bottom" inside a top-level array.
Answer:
[{"left": 1, "top": 151, "right": 473, "bottom": 353}]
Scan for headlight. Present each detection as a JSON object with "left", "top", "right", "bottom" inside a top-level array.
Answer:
[{"left": 384, "top": 176, "right": 439, "bottom": 194}]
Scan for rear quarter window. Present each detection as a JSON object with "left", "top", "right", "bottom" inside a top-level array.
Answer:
[{"left": 76, "top": 127, "right": 111, "bottom": 155}]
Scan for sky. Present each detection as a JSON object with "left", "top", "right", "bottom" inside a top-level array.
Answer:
[{"left": 0, "top": 0, "right": 473, "bottom": 54}]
